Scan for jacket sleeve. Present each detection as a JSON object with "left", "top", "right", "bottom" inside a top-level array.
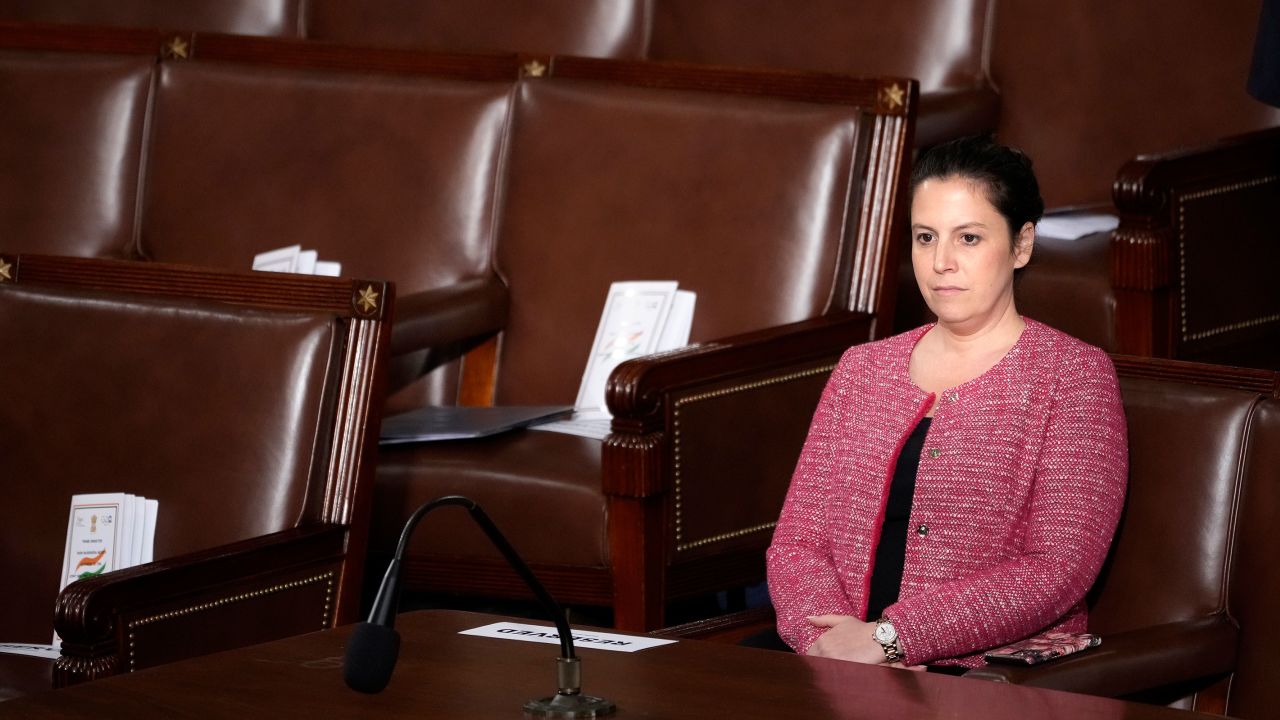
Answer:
[
  {"left": 885, "top": 347, "right": 1129, "bottom": 666},
  {"left": 766, "top": 347, "right": 863, "bottom": 653}
]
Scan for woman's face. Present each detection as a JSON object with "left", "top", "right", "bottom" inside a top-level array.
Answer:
[{"left": 910, "top": 176, "right": 1033, "bottom": 333}]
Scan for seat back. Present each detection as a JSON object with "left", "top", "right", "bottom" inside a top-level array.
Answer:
[
  {"left": 1111, "top": 126, "right": 1280, "bottom": 366},
  {"left": 0, "top": 254, "right": 390, "bottom": 644},
  {"left": 0, "top": 0, "right": 301, "bottom": 37},
  {"left": 0, "top": 49, "right": 152, "bottom": 259},
  {"left": 648, "top": 0, "right": 994, "bottom": 93},
  {"left": 1226, "top": 396, "right": 1280, "bottom": 719},
  {"left": 489, "top": 61, "right": 914, "bottom": 405},
  {"left": 141, "top": 56, "right": 509, "bottom": 295},
  {"left": 1087, "top": 363, "right": 1261, "bottom": 635},
  {"left": 303, "top": 0, "right": 649, "bottom": 57}
]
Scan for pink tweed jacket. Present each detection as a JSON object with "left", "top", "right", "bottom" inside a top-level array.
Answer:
[{"left": 766, "top": 318, "right": 1128, "bottom": 667}]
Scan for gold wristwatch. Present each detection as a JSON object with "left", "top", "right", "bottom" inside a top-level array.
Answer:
[{"left": 873, "top": 617, "right": 903, "bottom": 663}]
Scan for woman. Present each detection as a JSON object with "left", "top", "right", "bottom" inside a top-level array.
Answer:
[{"left": 765, "top": 135, "right": 1128, "bottom": 671}]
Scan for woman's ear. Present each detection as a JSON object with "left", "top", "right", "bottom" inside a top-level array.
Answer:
[{"left": 1013, "top": 222, "right": 1035, "bottom": 269}]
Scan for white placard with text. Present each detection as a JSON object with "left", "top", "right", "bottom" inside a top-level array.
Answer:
[{"left": 459, "top": 622, "right": 676, "bottom": 653}]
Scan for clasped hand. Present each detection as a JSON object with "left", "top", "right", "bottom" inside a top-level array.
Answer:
[{"left": 805, "top": 614, "right": 923, "bottom": 671}]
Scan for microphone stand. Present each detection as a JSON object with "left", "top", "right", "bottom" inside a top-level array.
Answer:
[{"left": 348, "top": 494, "right": 616, "bottom": 718}]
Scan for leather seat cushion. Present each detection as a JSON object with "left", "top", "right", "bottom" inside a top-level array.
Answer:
[
  {"left": 0, "top": 654, "right": 53, "bottom": 702},
  {"left": 374, "top": 430, "right": 608, "bottom": 568}
]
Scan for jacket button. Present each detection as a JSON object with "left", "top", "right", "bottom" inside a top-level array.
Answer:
[
  {"left": 917, "top": 524, "right": 929, "bottom": 536},
  {"left": 928, "top": 448, "right": 941, "bottom": 458}
]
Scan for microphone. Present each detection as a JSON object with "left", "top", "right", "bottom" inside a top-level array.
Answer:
[{"left": 342, "top": 495, "right": 616, "bottom": 717}]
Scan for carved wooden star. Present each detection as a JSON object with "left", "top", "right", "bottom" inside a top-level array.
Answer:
[
  {"left": 356, "top": 285, "right": 379, "bottom": 313},
  {"left": 0, "top": 259, "right": 11, "bottom": 282},
  {"left": 523, "top": 60, "right": 547, "bottom": 78},
  {"left": 881, "top": 83, "right": 905, "bottom": 110},
  {"left": 165, "top": 36, "right": 189, "bottom": 60}
]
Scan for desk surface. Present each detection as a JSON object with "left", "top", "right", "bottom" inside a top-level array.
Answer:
[{"left": 2, "top": 610, "right": 1210, "bottom": 719}]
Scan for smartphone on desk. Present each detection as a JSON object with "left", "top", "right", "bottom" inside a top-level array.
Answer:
[{"left": 983, "top": 632, "right": 1101, "bottom": 666}]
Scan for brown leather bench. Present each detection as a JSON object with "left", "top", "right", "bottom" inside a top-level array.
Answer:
[
  {"left": 0, "top": 23, "right": 917, "bottom": 633},
  {"left": 0, "top": 254, "right": 391, "bottom": 700}
]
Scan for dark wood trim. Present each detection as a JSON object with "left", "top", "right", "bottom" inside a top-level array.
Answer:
[
  {"left": 1112, "top": 354, "right": 1280, "bottom": 397},
  {"left": 0, "top": 20, "right": 164, "bottom": 56}
]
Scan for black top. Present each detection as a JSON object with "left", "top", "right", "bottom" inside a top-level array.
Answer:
[{"left": 865, "top": 416, "right": 931, "bottom": 621}]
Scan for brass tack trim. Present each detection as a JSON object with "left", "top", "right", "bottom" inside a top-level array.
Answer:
[
  {"left": 1178, "top": 176, "right": 1279, "bottom": 342},
  {"left": 523, "top": 60, "right": 547, "bottom": 77},
  {"left": 126, "top": 572, "right": 334, "bottom": 671},
  {"left": 672, "top": 364, "right": 835, "bottom": 552}
]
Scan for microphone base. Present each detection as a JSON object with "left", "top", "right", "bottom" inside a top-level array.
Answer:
[{"left": 523, "top": 692, "right": 616, "bottom": 718}]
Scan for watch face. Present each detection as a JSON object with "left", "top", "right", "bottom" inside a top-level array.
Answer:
[{"left": 874, "top": 622, "right": 897, "bottom": 644}]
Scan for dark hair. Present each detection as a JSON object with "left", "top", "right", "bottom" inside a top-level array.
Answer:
[{"left": 910, "top": 135, "right": 1044, "bottom": 244}]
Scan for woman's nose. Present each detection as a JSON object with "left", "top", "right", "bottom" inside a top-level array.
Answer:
[{"left": 932, "top": 241, "right": 956, "bottom": 272}]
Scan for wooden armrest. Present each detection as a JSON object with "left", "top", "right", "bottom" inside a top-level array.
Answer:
[
  {"left": 963, "top": 616, "right": 1238, "bottom": 698},
  {"left": 53, "top": 525, "right": 348, "bottom": 686},
  {"left": 389, "top": 276, "right": 509, "bottom": 356},
  {"left": 606, "top": 311, "right": 874, "bottom": 425}
]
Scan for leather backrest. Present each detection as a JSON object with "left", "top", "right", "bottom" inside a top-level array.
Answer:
[
  {"left": 303, "top": 0, "right": 649, "bottom": 57},
  {"left": 0, "top": 51, "right": 151, "bottom": 259},
  {"left": 141, "top": 60, "right": 508, "bottom": 294},
  {"left": 0, "top": 0, "right": 301, "bottom": 36},
  {"left": 0, "top": 283, "right": 339, "bottom": 644},
  {"left": 648, "top": 0, "right": 993, "bottom": 92},
  {"left": 991, "top": 0, "right": 1280, "bottom": 207},
  {"left": 1226, "top": 397, "right": 1280, "bottom": 719},
  {"left": 491, "top": 78, "right": 866, "bottom": 405},
  {"left": 1086, "top": 374, "right": 1258, "bottom": 634}
]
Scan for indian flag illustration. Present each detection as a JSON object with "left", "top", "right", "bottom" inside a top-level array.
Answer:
[{"left": 74, "top": 549, "right": 107, "bottom": 578}]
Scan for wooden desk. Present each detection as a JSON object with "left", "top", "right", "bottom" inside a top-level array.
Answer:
[{"left": 1, "top": 610, "right": 1212, "bottom": 719}]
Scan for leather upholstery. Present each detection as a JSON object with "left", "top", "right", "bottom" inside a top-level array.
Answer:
[
  {"left": 648, "top": 0, "right": 998, "bottom": 146},
  {"left": 491, "top": 79, "right": 860, "bottom": 404},
  {"left": 990, "top": 0, "right": 1280, "bottom": 207},
  {"left": 1228, "top": 398, "right": 1280, "bottom": 719},
  {"left": 1015, "top": 230, "right": 1115, "bottom": 352},
  {"left": 142, "top": 61, "right": 506, "bottom": 295},
  {"left": 0, "top": 285, "right": 334, "bottom": 646},
  {"left": 1089, "top": 376, "right": 1254, "bottom": 632},
  {"left": 0, "top": 255, "right": 391, "bottom": 699},
  {"left": 0, "top": 0, "right": 301, "bottom": 36},
  {"left": 303, "top": 0, "right": 649, "bottom": 57},
  {"left": 0, "top": 51, "right": 151, "bottom": 259}
]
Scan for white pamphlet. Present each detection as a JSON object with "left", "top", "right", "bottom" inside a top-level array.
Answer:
[
  {"left": 0, "top": 643, "right": 61, "bottom": 660},
  {"left": 459, "top": 622, "right": 676, "bottom": 653},
  {"left": 1036, "top": 212, "right": 1119, "bottom": 240},
  {"left": 574, "top": 281, "right": 679, "bottom": 413},
  {"left": 52, "top": 493, "right": 159, "bottom": 643},
  {"left": 253, "top": 245, "right": 342, "bottom": 277},
  {"left": 252, "top": 245, "right": 301, "bottom": 273}
]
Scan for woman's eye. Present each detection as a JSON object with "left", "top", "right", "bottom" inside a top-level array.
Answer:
[
  {"left": 961, "top": 233, "right": 980, "bottom": 245},
  {"left": 915, "top": 233, "right": 935, "bottom": 244}
]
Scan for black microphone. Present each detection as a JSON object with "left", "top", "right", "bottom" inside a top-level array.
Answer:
[{"left": 342, "top": 495, "right": 615, "bottom": 717}]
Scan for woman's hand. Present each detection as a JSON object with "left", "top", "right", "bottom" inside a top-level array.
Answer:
[{"left": 805, "top": 615, "right": 887, "bottom": 664}]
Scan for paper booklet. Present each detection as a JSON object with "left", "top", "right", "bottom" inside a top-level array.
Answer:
[
  {"left": 253, "top": 245, "right": 342, "bottom": 277},
  {"left": 533, "top": 281, "right": 696, "bottom": 440},
  {"left": 33, "top": 493, "right": 158, "bottom": 648}
]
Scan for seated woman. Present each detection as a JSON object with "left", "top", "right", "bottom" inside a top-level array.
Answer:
[{"left": 765, "top": 135, "right": 1128, "bottom": 671}]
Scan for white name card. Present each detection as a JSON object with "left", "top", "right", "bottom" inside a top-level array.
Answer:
[{"left": 459, "top": 622, "right": 676, "bottom": 653}]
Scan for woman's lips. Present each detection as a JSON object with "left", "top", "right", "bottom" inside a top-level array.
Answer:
[{"left": 931, "top": 286, "right": 964, "bottom": 295}]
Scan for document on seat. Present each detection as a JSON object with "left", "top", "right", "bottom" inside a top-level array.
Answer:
[
  {"left": 378, "top": 405, "right": 574, "bottom": 444},
  {"left": 460, "top": 621, "right": 676, "bottom": 653},
  {"left": 535, "top": 282, "right": 696, "bottom": 441},
  {"left": 1036, "top": 211, "right": 1119, "bottom": 240},
  {"left": 55, "top": 493, "right": 159, "bottom": 643},
  {"left": 253, "top": 245, "right": 343, "bottom": 276},
  {"left": 0, "top": 643, "right": 60, "bottom": 660},
  {"left": 528, "top": 409, "right": 614, "bottom": 440}
]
